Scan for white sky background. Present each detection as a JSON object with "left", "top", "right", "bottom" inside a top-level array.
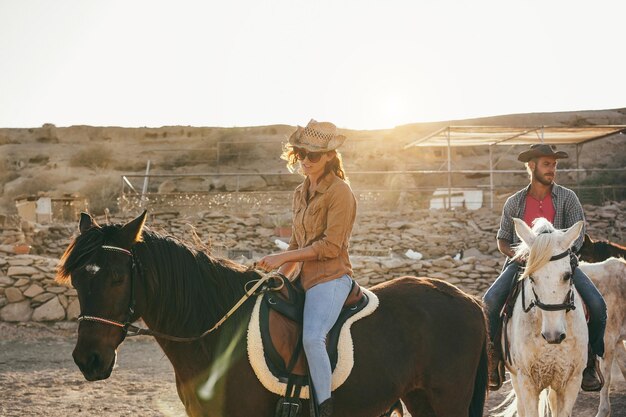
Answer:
[{"left": 1, "top": 0, "right": 625, "bottom": 130}]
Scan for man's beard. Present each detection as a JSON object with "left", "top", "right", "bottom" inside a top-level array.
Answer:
[{"left": 533, "top": 166, "right": 554, "bottom": 186}]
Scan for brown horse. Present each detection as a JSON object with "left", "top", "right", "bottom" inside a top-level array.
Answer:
[
  {"left": 57, "top": 212, "right": 488, "bottom": 417},
  {"left": 579, "top": 233, "right": 626, "bottom": 263}
]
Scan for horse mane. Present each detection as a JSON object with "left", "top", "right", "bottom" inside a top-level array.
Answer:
[
  {"left": 57, "top": 224, "right": 260, "bottom": 336},
  {"left": 514, "top": 218, "right": 557, "bottom": 280}
]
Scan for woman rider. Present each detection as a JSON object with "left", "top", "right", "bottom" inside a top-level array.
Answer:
[{"left": 257, "top": 119, "right": 357, "bottom": 417}]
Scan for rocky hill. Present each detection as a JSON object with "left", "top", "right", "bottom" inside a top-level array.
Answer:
[{"left": 1, "top": 108, "right": 625, "bottom": 214}]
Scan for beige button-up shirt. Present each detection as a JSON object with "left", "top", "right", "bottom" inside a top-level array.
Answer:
[{"left": 287, "top": 173, "right": 357, "bottom": 290}]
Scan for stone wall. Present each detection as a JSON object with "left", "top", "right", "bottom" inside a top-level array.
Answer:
[
  {"left": 0, "top": 255, "right": 78, "bottom": 323},
  {"left": 0, "top": 201, "right": 623, "bottom": 324}
]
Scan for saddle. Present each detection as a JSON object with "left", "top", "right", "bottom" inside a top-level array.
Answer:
[
  {"left": 499, "top": 275, "right": 523, "bottom": 365},
  {"left": 247, "top": 274, "right": 379, "bottom": 402},
  {"left": 261, "top": 276, "right": 367, "bottom": 380}
]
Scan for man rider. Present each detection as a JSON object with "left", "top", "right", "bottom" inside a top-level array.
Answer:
[{"left": 483, "top": 143, "right": 607, "bottom": 392}]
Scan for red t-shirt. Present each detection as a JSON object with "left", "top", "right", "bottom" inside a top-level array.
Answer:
[{"left": 523, "top": 193, "right": 555, "bottom": 226}]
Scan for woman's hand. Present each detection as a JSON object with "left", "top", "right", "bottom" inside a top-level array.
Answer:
[{"left": 256, "top": 253, "right": 289, "bottom": 272}]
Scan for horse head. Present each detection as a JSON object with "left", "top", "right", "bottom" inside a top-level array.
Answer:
[
  {"left": 578, "top": 233, "right": 599, "bottom": 262},
  {"left": 513, "top": 218, "right": 584, "bottom": 344},
  {"left": 57, "top": 211, "right": 147, "bottom": 381}
]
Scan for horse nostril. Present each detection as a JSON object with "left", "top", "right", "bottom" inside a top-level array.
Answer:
[
  {"left": 88, "top": 352, "right": 101, "bottom": 370},
  {"left": 74, "top": 350, "right": 101, "bottom": 373},
  {"left": 542, "top": 332, "right": 566, "bottom": 344}
]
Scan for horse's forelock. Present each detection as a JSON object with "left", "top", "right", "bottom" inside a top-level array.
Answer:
[
  {"left": 531, "top": 217, "right": 555, "bottom": 235},
  {"left": 56, "top": 224, "right": 121, "bottom": 283},
  {"left": 520, "top": 231, "right": 558, "bottom": 280}
]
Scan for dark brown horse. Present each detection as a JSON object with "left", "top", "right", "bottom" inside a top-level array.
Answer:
[
  {"left": 579, "top": 233, "right": 626, "bottom": 263},
  {"left": 57, "top": 212, "right": 488, "bottom": 417}
]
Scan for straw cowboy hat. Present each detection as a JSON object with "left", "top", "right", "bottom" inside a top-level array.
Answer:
[
  {"left": 517, "top": 143, "right": 569, "bottom": 162},
  {"left": 288, "top": 119, "right": 346, "bottom": 152}
]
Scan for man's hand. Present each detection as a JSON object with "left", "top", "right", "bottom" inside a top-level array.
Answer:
[{"left": 497, "top": 239, "right": 516, "bottom": 259}]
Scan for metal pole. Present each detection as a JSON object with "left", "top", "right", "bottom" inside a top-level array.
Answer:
[
  {"left": 217, "top": 142, "right": 221, "bottom": 173},
  {"left": 447, "top": 127, "right": 452, "bottom": 210},
  {"left": 576, "top": 144, "right": 582, "bottom": 194},
  {"left": 489, "top": 145, "right": 494, "bottom": 209},
  {"left": 141, "top": 160, "right": 151, "bottom": 204}
]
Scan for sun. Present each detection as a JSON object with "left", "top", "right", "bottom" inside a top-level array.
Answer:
[{"left": 375, "top": 93, "right": 412, "bottom": 129}]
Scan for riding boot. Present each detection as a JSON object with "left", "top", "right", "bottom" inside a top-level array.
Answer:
[
  {"left": 488, "top": 342, "right": 505, "bottom": 391},
  {"left": 581, "top": 346, "right": 604, "bottom": 392},
  {"left": 484, "top": 259, "right": 519, "bottom": 392},
  {"left": 318, "top": 398, "right": 333, "bottom": 417}
]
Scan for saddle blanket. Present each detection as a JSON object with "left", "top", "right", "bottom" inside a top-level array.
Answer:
[{"left": 246, "top": 287, "right": 379, "bottom": 398}]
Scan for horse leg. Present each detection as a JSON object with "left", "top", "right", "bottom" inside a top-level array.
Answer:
[
  {"left": 617, "top": 340, "right": 626, "bottom": 381},
  {"left": 554, "top": 377, "right": 583, "bottom": 417},
  {"left": 401, "top": 390, "right": 435, "bottom": 417},
  {"left": 401, "top": 388, "right": 470, "bottom": 417},
  {"left": 595, "top": 338, "right": 617, "bottom": 417},
  {"left": 508, "top": 374, "right": 527, "bottom": 417},
  {"left": 513, "top": 375, "right": 540, "bottom": 417}
]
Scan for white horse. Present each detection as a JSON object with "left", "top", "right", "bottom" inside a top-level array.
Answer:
[
  {"left": 502, "top": 218, "right": 588, "bottom": 417},
  {"left": 579, "top": 257, "right": 626, "bottom": 417}
]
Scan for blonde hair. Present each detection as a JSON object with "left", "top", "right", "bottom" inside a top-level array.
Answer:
[
  {"left": 525, "top": 158, "right": 537, "bottom": 179},
  {"left": 281, "top": 145, "right": 348, "bottom": 184}
]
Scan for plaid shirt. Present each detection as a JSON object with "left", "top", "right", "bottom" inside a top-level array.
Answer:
[{"left": 497, "top": 183, "right": 586, "bottom": 252}]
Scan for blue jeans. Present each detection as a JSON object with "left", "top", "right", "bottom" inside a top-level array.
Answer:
[
  {"left": 483, "top": 259, "right": 607, "bottom": 357},
  {"left": 303, "top": 274, "right": 352, "bottom": 405}
]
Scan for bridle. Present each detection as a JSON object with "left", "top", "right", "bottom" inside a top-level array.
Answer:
[
  {"left": 77, "top": 244, "right": 280, "bottom": 342},
  {"left": 522, "top": 249, "right": 579, "bottom": 313},
  {"left": 77, "top": 245, "right": 138, "bottom": 339}
]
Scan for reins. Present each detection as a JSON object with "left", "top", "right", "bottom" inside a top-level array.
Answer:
[{"left": 77, "top": 245, "right": 284, "bottom": 342}]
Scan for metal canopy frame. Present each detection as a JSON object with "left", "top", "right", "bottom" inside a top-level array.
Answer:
[{"left": 403, "top": 125, "right": 626, "bottom": 209}]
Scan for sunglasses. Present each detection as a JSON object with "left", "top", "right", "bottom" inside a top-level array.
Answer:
[{"left": 293, "top": 148, "right": 325, "bottom": 163}]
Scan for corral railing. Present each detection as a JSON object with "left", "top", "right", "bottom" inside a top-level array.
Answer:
[{"left": 119, "top": 168, "right": 626, "bottom": 213}]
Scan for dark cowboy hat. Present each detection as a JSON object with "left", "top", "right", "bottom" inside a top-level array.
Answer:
[{"left": 517, "top": 144, "right": 569, "bottom": 162}]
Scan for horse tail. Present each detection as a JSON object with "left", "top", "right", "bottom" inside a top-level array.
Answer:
[{"left": 469, "top": 316, "right": 489, "bottom": 417}]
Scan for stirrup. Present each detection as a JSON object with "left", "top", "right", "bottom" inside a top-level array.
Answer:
[
  {"left": 581, "top": 356, "right": 604, "bottom": 392},
  {"left": 275, "top": 397, "right": 302, "bottom": 417}
]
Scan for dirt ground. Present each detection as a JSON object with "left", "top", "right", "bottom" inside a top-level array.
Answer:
[{"left": 1, "top": 323, "right": 624, "bottom": 417}]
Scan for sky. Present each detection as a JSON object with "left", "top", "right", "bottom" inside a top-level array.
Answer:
[{"left": 1, "top": 0, "right": 625, "bottom": 130}]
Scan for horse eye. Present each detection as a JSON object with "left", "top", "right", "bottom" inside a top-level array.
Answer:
[
  {"left": 110, "top": 272, "right": 125, "bottom": 285},
  {"left": 563, "top": 273, "right": 572, "bottom": 281}
]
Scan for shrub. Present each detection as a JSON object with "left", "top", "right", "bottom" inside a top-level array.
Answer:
[
  {"left": 28, "top": 155, "right": 49, "bottom": 165},
  {"left": 14, "top": 175, "right": 54, "bottom": 196},
  {"left": 0, "top": 159, "right": 18, "bottom": 186},
  {"left": 36, "top": 136, "right": 59, "bottom": 144},
  {"left": 112, "top": 160, "right": 148, "bottom": 172},
  {"left": 80, "top": 177, "right": 120, "bottom": 214},
  {"left": 70, "top": 146, "right": 113, "bottom": 169},
  {"left": 159, "top": 148, "right": 217, "bottom": 169}
]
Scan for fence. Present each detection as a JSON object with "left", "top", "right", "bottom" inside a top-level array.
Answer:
[{"left": 119, "top": 169, "right": 626, "bottom": 213}]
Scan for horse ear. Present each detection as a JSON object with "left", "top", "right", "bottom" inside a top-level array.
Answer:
[
  {"left": 119, "top": 210, "right": 148, "bottom": 246},
  {"left": 562, "top": 221, "right": 584, "bottom": 250},
  {"left": 79, "top": 212, "right": 100, "bottom": 234},
  {"left": 513, "top": 218, "right": 535, "bottom": 247}
]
